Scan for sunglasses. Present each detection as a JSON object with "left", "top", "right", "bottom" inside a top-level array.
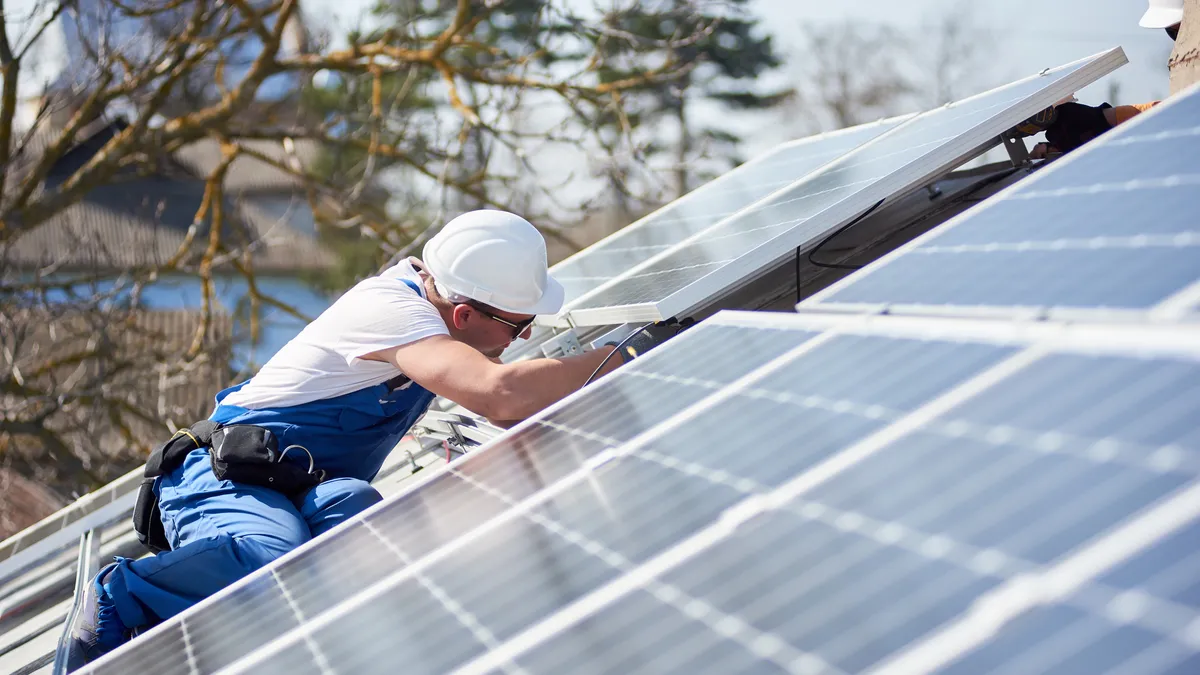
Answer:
[{"left": 464, "top": 300, "right": 535, "bottom": 340}]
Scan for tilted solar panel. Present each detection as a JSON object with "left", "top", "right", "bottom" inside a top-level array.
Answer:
[
  {"left": 502, "top": 119, "right": 909, "bottom": 363},
  {"left": 804, "top": 81, "right": 1200, "bottom": 322},
  {"left": 557, "top": 48, "right": 1127, "bottom": 327},
  {"left": 548, "top": 117, "right": 909, "bottom": 304},
  {"left": 84, "top": 309, "right": 1200, "bottom": 674}
]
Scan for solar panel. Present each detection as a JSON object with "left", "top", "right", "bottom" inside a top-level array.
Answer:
[
  {"left": 547, "top": 117, "right": 910, "bottom": 305},
  {"left": 557, "top": 48, "right": 1127, "bottom": 327},
  {"left": 501, "top": 119, "right": 911, "bottom": 363},
  {"left": 84, "top": 307, "right": 1200, "bottom": 675},
  {"left": 804, "top": 81, "right": 1200, "bottom": 321}
]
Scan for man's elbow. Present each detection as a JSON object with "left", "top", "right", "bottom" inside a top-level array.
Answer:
[{"left": 476, "top": 367, "right": 535, "bottom": 421}]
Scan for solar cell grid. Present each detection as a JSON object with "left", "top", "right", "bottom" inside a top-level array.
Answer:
[
  {"left": 561, "top": 48, "right": 1127, "bottom": 327},
  {"left": 79, "top": 52, "right": 1200, "bottom": 675},
  {"left": 455, "top": 316, "right": 1200, "bottom": 675},
  {"left": 806, "top": 80, "right": 1200, "bottom": 319}
]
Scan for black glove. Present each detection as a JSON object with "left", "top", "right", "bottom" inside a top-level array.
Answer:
[
  {"left": 608, "top": 317, "right": 695, "bottom": 364},
  {"left": 1044, "top": 101, "right": 1113, "bottom": 152}
]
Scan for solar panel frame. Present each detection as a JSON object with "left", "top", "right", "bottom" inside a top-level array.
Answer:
[
  {"left": 557, "top": 48, "right": 1128, "bottom": 328},
  {"left": 802, "top": 79, "right": 1200, "bottom": 323}
]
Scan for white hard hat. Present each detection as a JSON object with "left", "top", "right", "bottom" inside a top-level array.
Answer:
[
  {"left": 1140, "top": 0, "right": 1184, "bottom": 28},
  {"left": 422, "top": 210, "right": 565, "bottom": 316}
]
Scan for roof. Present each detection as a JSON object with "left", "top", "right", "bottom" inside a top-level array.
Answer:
[
  {"left": 172, "top": 137, "right": 323, "bottom": 194},
  {"left": 3, "top": 119, "right": 334, "bottom": 274},
  {"left": 1, "top": 307, "right": 234, "bottom": 498},
  {"left": 0, "top": 470, "right": 65, "bottom": 541},
  {"left": 5, "top": 183, "right": 334, "bottom": 273}
]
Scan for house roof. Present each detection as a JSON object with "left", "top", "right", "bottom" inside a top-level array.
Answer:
[
  {"left": 0, "top": 469, "right": 66, "bottom": 541},
  {"left": 172, "top": 137, "right": 323, "bottom": 194},
  {"left": 3, "top": 118, "right": 335, "bottom": 274},
  {"left": 1, "top": 306, "right": 234, "bottom": 497},
  {"left": 6, "top": 185, "right": 334, "bottom": 273}
]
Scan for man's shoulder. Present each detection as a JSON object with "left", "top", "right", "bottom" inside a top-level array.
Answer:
[{"left": 344, "top": 259, "right": 426, "bottom": 298}]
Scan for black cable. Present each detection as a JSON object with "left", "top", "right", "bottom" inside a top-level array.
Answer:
[
  {"left": 807, "top": 198, "right": 888, "bottom": 271},
  {"left": 583, "top": 322, "right": 654, "bottom": 387},
  {"left": 794, "top": 165, "right": 1027, "bottom": 302},
  {"left": 795, "top": 198, "right": 886, "bottom": 302}
]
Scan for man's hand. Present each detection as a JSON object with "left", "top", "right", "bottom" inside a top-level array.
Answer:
[
  {"left": 609, "top": 317, "right": 695, "bottom": 364},
  {"left": 1043, "top": 101, "right": 1114, "bottom": 153}
]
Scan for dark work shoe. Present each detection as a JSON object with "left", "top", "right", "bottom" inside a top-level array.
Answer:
[{"left": 67, "top": 562, "right": 130, "bottom": 667}]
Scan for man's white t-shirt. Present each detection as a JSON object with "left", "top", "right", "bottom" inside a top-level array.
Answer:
[{"left": 221, "top": 260, "right": 448, "bottom": 410}]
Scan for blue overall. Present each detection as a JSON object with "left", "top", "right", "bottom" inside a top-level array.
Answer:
[{"left": 102, "top": 280, "right": 437, "bottom": 630}]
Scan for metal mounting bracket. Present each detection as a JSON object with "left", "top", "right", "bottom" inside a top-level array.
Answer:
[
  {"left": 1001, "top": 131, "right": 1031, "bottom": 167},
  {"left": 540, "top": 328, "right": 583, "bottom": 358}
]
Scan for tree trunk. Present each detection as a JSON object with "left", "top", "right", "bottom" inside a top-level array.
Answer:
[{"left": 674, "top": 81, "right": 691, "bottom": 199}]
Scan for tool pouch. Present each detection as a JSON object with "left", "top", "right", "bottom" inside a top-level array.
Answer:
[
  {"left": 133, "top": 421, "right": 220, "bottom": 553},
  {"left": 209, "top": 425, "right": 325, "bottom": 498}
]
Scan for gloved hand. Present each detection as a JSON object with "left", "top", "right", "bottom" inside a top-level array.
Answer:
[
  {"left": 608, "top": 317, "right": 695, "bottom": 364},
  {"left": 1043, "top": 101, "right": 1114, "bottom": 153}
]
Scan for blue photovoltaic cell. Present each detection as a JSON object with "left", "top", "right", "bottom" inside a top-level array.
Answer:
[
  {"left": 1097, "top": 519, "right": 1200, "bottom": 611},
  {"left": 549, "top": 120, "right": 904, "bottom": 303},
  {"left": 513, "top": 588, "right": 787, "bottom": 675},
  {"left": 479, "top": 344, "right": 1200, "bottom": 675},
  {"left": 565, "top": 52, "right": 1120, "bottom": 322},
  {"left": 813, "top": 83, "right": 1200, "bottom": 314},
  {"left": 935, "top": 604, "right": 1193, "bottom": 675}
]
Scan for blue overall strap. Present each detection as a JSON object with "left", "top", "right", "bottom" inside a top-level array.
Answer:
[{"left": 208, "top": 273, "right": 438, "bottom": 482}]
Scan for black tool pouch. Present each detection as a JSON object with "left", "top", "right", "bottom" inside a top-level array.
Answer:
[
  {"left": 209, "top": 425, "right": 325, "bottom": 498},
  {"left": 133, "top": 421, "right": 220, "bottom": 553}
]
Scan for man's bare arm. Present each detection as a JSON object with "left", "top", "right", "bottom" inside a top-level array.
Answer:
[{"left": 362, "top": 336, "right": 620, "bottom": 421}]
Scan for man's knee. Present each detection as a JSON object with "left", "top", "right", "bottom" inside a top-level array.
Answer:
[
  {"left": 300, "top": 478, "right": 382, "bottom": 537},
  {"left": 333, "top": 479, "right": 383, "bottom": 512},
  {"left": 229, "top": 533, "right": 297, "bottom": 572}
]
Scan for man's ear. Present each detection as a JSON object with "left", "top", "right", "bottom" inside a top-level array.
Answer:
[{"left": 450, "top": 303, "right": 472, "bottom": 330}]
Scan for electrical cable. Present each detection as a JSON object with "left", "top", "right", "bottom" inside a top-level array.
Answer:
[
  {"left": 794, "top": 165, "right": 1027, "bottom": 302},
  {"left": 583, "top": 321, "right": 654, "bottom": 387},
  {"left": 806, "top": 198, "right": 887, "bottom": 271},
  {"left": 795, "top": 198, "right": 885, "bottom": 302}
]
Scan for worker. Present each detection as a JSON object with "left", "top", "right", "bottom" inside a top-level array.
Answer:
[
  {"left": 1032, "top": 0, "right": 1184, "bottom": 157},
  {"left": 68, "top": 209, "right": 687, "bottom": 663}
]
